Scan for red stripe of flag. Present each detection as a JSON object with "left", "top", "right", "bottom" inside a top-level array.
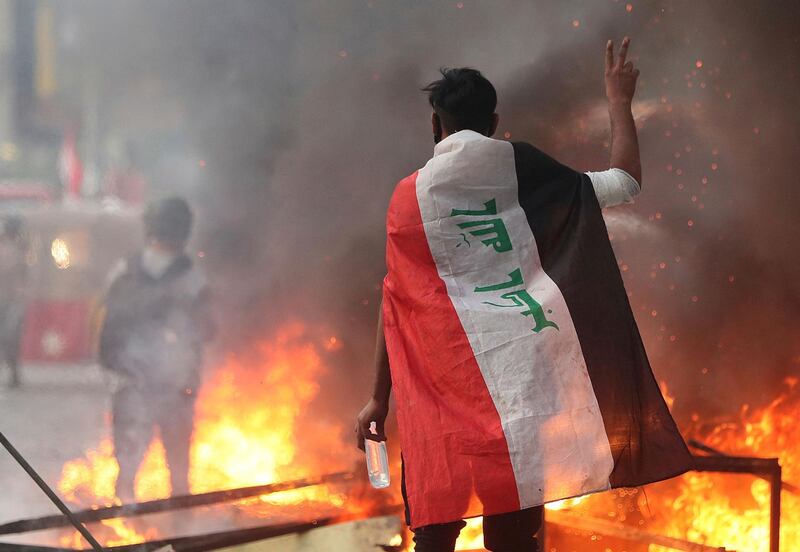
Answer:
[{"left": 383, "top": 172, "right": 520, "bottom": 528}]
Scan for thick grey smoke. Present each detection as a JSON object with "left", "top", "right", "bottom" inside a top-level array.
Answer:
[{"left": 64, "top": 0, "right": 799, "bottom": 429}]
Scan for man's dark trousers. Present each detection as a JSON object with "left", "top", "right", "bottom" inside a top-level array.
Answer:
[
  {"left": 402, "top": 458, "right": 542, "bottom": 551},
  {"left": 113, "top": 385, "right": 195, "bottom": 500},
  {"left": 411, "top": 507, "right": 542, "bottom": 552}
]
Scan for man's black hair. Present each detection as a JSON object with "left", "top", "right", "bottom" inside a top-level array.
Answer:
[
  {"left": 144, "top": 196, "right": 193, "bottom": 249},
  {"left": 422, "top": 67, "right": 497, "bottom": 135}
]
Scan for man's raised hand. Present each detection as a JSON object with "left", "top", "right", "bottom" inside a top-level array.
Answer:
[{"left": 605, "top": 36, "right": 640, "bottom": 105}]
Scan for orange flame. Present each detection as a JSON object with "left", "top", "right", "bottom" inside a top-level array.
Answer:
[
  {"left": 57, "top": 323, "right": 354, "bottom": 547},
  {"left": 455, "top": 517, "right": 483, "bottom": 550},
  {"left": 56, "top": 323, "right": 799, "bottom": 551},
  {"left": 645, "top": 376, "right": 800, "bottom": 551},
  {"left": 442, "top": 376, "right": 800, "bottom": 551}
]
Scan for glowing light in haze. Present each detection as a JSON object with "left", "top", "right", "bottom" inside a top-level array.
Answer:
[{"left": 51, "top": 238, "right": 71, "bottom": 269}]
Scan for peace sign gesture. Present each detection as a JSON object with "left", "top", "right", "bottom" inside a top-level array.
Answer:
[{"left": 605, "top": 36, "right": 640, "bottom": 105}]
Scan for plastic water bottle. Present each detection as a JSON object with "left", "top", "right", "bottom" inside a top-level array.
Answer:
[{"left": 365, "top": 422, "right": 391, "bottom": 489}]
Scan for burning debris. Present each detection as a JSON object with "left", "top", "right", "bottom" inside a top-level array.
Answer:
[{"left": 43, "top": 324, "right": 362, "bottom": 548}]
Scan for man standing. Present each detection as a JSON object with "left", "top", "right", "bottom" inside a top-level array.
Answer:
[
  {"left": 356, "top": 38, "right": 691, "bottom": 551},
  {"left": 100, "top": 197, "right": 213, "bottom": 502},
  {"left": 0, "top": 215, "right": 28, "bottom": 388}
]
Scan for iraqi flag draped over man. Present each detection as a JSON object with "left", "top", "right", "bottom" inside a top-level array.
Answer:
[{"left": 382, "top": 129, "right": 693, "bottom": 529}]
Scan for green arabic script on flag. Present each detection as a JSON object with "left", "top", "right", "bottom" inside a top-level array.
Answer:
[{"left": 451, "top": 199, "right": 559, "bottom": 333}]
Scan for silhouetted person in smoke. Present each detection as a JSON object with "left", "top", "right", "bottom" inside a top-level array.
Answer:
[
  {"left": 0, "top": 215, "right": 28, "bottom": 388},
  {"left": 355, "top": 38, "right": 684, "bottom": 552},
  {"left": 100, "top": 197, "right": 214, "bottom": 502}
]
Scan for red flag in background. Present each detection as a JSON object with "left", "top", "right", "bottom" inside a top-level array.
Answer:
[
  {"left": 20, "top": 300, "right": 92, "bottom": 362},
  {"left": 59, "top": 129, "right": 83, "bottom": 198}
]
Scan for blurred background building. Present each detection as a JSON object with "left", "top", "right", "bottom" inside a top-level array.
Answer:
[{"left": 0, "top": 0, "right": 149, "bottom": 364}]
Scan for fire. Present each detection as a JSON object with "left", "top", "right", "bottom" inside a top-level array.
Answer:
[
  {"left": 545, "top": 495, "right": 589, "bottom": 511},
  {"left": 644, "top": 376, "right": 800, "bottom": 551},
  {"left": 189, "top": 323, "right": 351, "bottom": 507},
  {"left": 135, "top": 437, "right": 171, "bottom": 500},
  {"left": 58, "top": 436, "right": 172, "bottom": 508},
  {"left": 59, "top": 519, "right": 156, "bottom": 549},
  {"left": 56, "top": 323, "right": 354, "bottom": 547},
  {"left": 104, "top": 518, "right": 158, "bottom": 546},
  {"left": 58, "top": 438, "right": 118, "bottom": 506},
  {"left": 53, "top": 323, "right": 799, "bottom": 551},
  {"left": 455, "top": 518, "right": 483, "bottom": 550},
  {"left": 393, "top": 376, "right": 800, "bottom": 551}
]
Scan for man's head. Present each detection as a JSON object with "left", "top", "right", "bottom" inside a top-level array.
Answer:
[
  {"left": 143, "top": 196, "right": 193, "bottom": 252},
  {"left": 422, "top": 67, "right": 499, "bottom": 143}
]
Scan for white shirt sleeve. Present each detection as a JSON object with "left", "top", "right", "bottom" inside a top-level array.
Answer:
[{"left": 585, "top": 168, "right": 641, "bottom": 209}]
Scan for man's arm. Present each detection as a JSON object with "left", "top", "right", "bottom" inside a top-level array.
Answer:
[
  {"left": 355, "top": 299, "right": 392, "bottom": 450},
  {"left": 585, "top": 168, "right": 640, "bottom": 208},
  {"left": 605, "top": 37, "right": 642, "bottom": 186},
  {"left": 98, "top": 261, "right": 129, "bottom": 372}
]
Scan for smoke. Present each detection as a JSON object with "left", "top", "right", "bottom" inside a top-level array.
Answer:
[{"left": 61, "top": 0, "right": 799, "bottom": 428}]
